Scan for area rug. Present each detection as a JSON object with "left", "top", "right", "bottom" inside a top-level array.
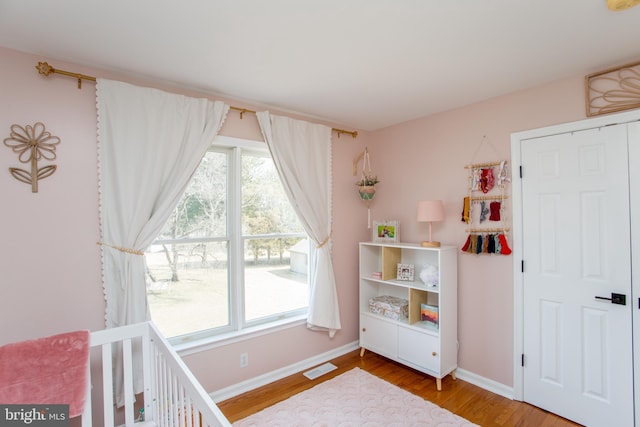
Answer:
[{"left": 233, "top": 367, "right": 479, "bottom": 427}]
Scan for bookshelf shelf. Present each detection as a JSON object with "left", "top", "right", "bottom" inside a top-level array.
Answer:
[{"left": 359, "top": 242, "right": 458, "bottom": 390}]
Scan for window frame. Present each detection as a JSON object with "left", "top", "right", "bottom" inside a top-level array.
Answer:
[{"left": 151, "top": 135, "right": 310, "bottom": 348}]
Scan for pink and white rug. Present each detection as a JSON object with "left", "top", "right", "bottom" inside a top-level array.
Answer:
[{"left": 233, "top": 367, "right": 479, "bottom": 427}]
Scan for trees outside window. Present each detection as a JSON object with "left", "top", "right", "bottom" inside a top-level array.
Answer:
[{"left": 145, "top": 138, "right": 309, "bottom": 341}]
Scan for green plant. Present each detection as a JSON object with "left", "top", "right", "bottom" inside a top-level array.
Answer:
[{"left": 356, "top": 175, "right": 380, "bottom": 186}]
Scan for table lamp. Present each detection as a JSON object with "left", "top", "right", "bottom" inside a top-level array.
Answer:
[{"left": 417, "top": 200, "right": 444, "bottom": 247}]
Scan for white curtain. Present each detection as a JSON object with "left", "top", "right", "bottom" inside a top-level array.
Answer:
[
  {"left": 96, "top": 79, "right": 229, "bottom": 404},
  {"left": 257, "top": 111, "right": 341, "bottom": 337}
]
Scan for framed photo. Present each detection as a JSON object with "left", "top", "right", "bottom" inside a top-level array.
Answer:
[
  {"left": 397, "top": 263, "right": 414, "bottom": 281},
  {"left": 421, "top": 304, "right": 439, "bottom": 328},
  {"left": 372, "top": 220, "right": 399, "bottom": 243}
]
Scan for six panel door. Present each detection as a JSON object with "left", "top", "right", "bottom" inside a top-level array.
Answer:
[{"left": 520, "top": 124, "right": 634, "bottom": 427}]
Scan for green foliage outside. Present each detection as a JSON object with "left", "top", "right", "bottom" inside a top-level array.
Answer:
[{"left": 149, "top": 150, "right": 305, "bottom": 283}]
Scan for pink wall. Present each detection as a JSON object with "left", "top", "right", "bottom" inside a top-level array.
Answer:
[
  {"left": 365, "top": 77, "right": 586, "bottom": 386},
  {"left": 0, "top": 48, "right": 105, "bottom": 342},
  {"left": 0, "top": 46, "right": 367, "bottom": 393},
  {"left": 0, "top": 44, "right": 596, "bottom": 393}
]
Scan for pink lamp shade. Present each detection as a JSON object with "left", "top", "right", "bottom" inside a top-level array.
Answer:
[{"left": 417, "top": 200, "right": 444, "bottom": 247}]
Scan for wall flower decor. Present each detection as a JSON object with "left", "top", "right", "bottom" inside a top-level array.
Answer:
[
  {"left": 585, "top": 60, "right": 640, "bottom": 117},
  {"left": 3, "top": 122, "right": 60, "bottom": 192}
]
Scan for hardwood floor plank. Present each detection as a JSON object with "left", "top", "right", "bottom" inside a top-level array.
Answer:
[{"left": 217, "top": 350, "right": 582, "bottom": 426}]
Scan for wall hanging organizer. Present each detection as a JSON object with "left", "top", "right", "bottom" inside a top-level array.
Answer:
[
  {"left": 3, "top": 122, "right": 60, "bottom": 193},
  {"left": 460, "top": 136, "right": 512, "bottom": 255}
]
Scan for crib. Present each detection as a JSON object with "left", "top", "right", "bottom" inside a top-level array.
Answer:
[{"left": 85, "top": 321, "right": 231, "bottom": 427}]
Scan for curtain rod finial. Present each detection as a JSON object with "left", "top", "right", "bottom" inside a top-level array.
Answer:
[{"left": 36, "top": 61, "right": 54, "bottom": 77}]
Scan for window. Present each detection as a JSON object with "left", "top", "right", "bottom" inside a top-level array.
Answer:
[{"left": 145, "top": 137, "right": 309, "bottom": 343}]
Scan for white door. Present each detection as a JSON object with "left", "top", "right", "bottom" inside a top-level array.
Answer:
[
  {"left": 629, "top": 121, "right": 640, "bottom": 425},
  {"left": 520, "top": 124, "right": 633, "bottom": 427}
]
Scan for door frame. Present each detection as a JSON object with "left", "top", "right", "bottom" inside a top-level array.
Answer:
[
  {"left": 510, "top": 109, "right": 640, "bottom": 402},
  {"left": 630, "top": 121, "right": 640, "bottom": 425}
]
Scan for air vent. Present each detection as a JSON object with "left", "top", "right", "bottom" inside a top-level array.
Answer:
[{"left": 303, "top": 362, "right": 337, "bottom": 380}]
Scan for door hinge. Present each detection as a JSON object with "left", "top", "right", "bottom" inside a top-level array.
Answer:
[
  {"left": 521, "top": 260, "right": 525, "bottom": 273},
  {"left": 519, "top": 165, "right": 523, "bottom": 178},
  {"left": 521, "top": 354, "right": 525, "bottom": 367}
]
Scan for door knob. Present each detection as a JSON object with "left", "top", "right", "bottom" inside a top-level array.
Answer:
[{"left": 594, "top": 292, "right": 626, "bottom": 305}]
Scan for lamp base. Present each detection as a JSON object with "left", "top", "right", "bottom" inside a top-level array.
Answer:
[{"left": 420, "top": 240, "right": 441, "bottom": 248}]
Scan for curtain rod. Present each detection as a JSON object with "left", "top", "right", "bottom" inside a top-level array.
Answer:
[
  {"left": 229, "top": 106, "right": 358, "bottom": 138},
  {"left": 35, "top": 61, "right": 359, "bottom": 139}
]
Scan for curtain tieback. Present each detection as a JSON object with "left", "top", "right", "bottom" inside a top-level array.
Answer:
[
  {"left": 96, "top": 241, "right": 144, "bottom": 256},
  {"left": 316, "top": 231, "right": 332, "bottom": 248}
]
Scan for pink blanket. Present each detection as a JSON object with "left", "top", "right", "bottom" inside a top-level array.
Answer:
[{"left": 0, "top": 330, "right": 90, "bottom": 418}]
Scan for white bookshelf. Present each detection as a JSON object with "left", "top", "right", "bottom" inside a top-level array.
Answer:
[{"left": 359, "top": 242, "right": 458, "bottom": 390}]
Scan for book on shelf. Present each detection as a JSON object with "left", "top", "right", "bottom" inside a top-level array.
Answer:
[{"left": 420, "top": 303, "right": 439, "bottom": 328}]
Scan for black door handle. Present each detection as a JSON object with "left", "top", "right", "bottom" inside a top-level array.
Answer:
[{"left": 594, "top": 293, "right": 626, "bottom": 305}]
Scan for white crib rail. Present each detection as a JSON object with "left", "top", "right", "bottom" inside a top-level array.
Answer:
[
  {"left": 147, "top": 322, "right": 230, "bottom": 427},
  {"left": 83, "top": 322, "right": 231, "bottom": 427}
]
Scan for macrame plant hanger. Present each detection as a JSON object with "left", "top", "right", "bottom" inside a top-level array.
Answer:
[{"left": 353, "top": 147, "right": 378, "bottom": 228}]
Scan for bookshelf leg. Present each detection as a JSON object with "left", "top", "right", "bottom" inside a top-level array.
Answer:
[
  {"left": 360, "top": 347, "right": 366, "bottom": 357},
  {"left": 436, "top": 378, "right": 442, "bottom": 391}
]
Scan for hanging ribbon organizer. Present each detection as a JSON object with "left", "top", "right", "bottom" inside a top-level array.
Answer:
[
  {"left": 353, "top": 147, "right": 379, "bottom": 228},
  {"left": 461, "top": 136, "right": 512, "bottom": 255}
]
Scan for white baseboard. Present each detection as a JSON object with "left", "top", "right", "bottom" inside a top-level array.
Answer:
[
  {"left": 209, "top": 341, "right": 514, "bottom": 403},
  {"left": 209, "top": 341, "right": 360, "bottom": 402},
  {"left": 455, "top": 368, "right": 514, "bottom": 400}
]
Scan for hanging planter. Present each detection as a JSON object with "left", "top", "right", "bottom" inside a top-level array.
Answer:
[
  {"left": 357, "top": 176, "right": 379, "bottom": 201},
  {"left": 353, "top": 147, "right": 379, "bottom": 228},
  {"left": 359, "top": 186, "right": 376, "bottom": 200}
]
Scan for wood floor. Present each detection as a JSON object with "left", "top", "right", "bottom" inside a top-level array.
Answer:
[{"left": 217, "top": 349, "right": 582, "bottom": 426}]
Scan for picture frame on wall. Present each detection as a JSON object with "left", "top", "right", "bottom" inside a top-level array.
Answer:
[{"left": 372, "top": 220, "right": 399, "bottom": 243}]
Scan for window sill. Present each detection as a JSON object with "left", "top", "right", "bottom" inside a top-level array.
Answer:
[{"left": 174, "top": 315, "right": 308, "bottom": 357}]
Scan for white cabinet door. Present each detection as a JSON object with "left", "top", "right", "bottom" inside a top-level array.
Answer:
[
  {"left": 398, "top": 326, "right": 439, "bottom": 374},
  {"left": 360, "top": 314, "right": 397, "bottom": 359}
]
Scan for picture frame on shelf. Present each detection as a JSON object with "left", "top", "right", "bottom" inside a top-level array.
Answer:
[
  {"left": 372, "top": 220, "right": 399, "bottom": 243},
  {"left": 396, "top": 263, "right": 414, "bottom": 281},
  {"left": 421, "top": 303, "right": 439, "bottom": 328}
]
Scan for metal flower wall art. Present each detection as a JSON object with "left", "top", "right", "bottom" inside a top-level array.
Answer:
[{"left": 3, "top": 122, "right": 60, "bottom": 193}]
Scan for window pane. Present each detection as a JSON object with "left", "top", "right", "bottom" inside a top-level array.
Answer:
[
  {"left": 146, "top": 241, "right": 229, "bottom": 338},
  {"left": 146, "top": 143, "right": 310, "bottom": 341},
  {"left": 241, "top": 153, "right": 308, "bottom": 323},
  {"left": 242, "top": 154, "right": 309, "bottom": 322},
  {"left": 244, "top": 237, "right": 309, "bottom": 322},
  {"left": 241, "top": 154, "right": 303, "bottom": 236},
  {"left": 156, "top": 151, "right": 227, "bottom": 241},
  {"left": 147, "top": 150, "right": 229, "bottom": 339}
]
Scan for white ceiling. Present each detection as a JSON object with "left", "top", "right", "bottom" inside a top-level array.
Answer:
[{"left": 0, "top": 1, "right": 639, "bottom": 131}]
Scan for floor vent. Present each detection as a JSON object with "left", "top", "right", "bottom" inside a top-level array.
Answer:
[{"left": 303, "top": 362, "right": 337, "bottom": 380}]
